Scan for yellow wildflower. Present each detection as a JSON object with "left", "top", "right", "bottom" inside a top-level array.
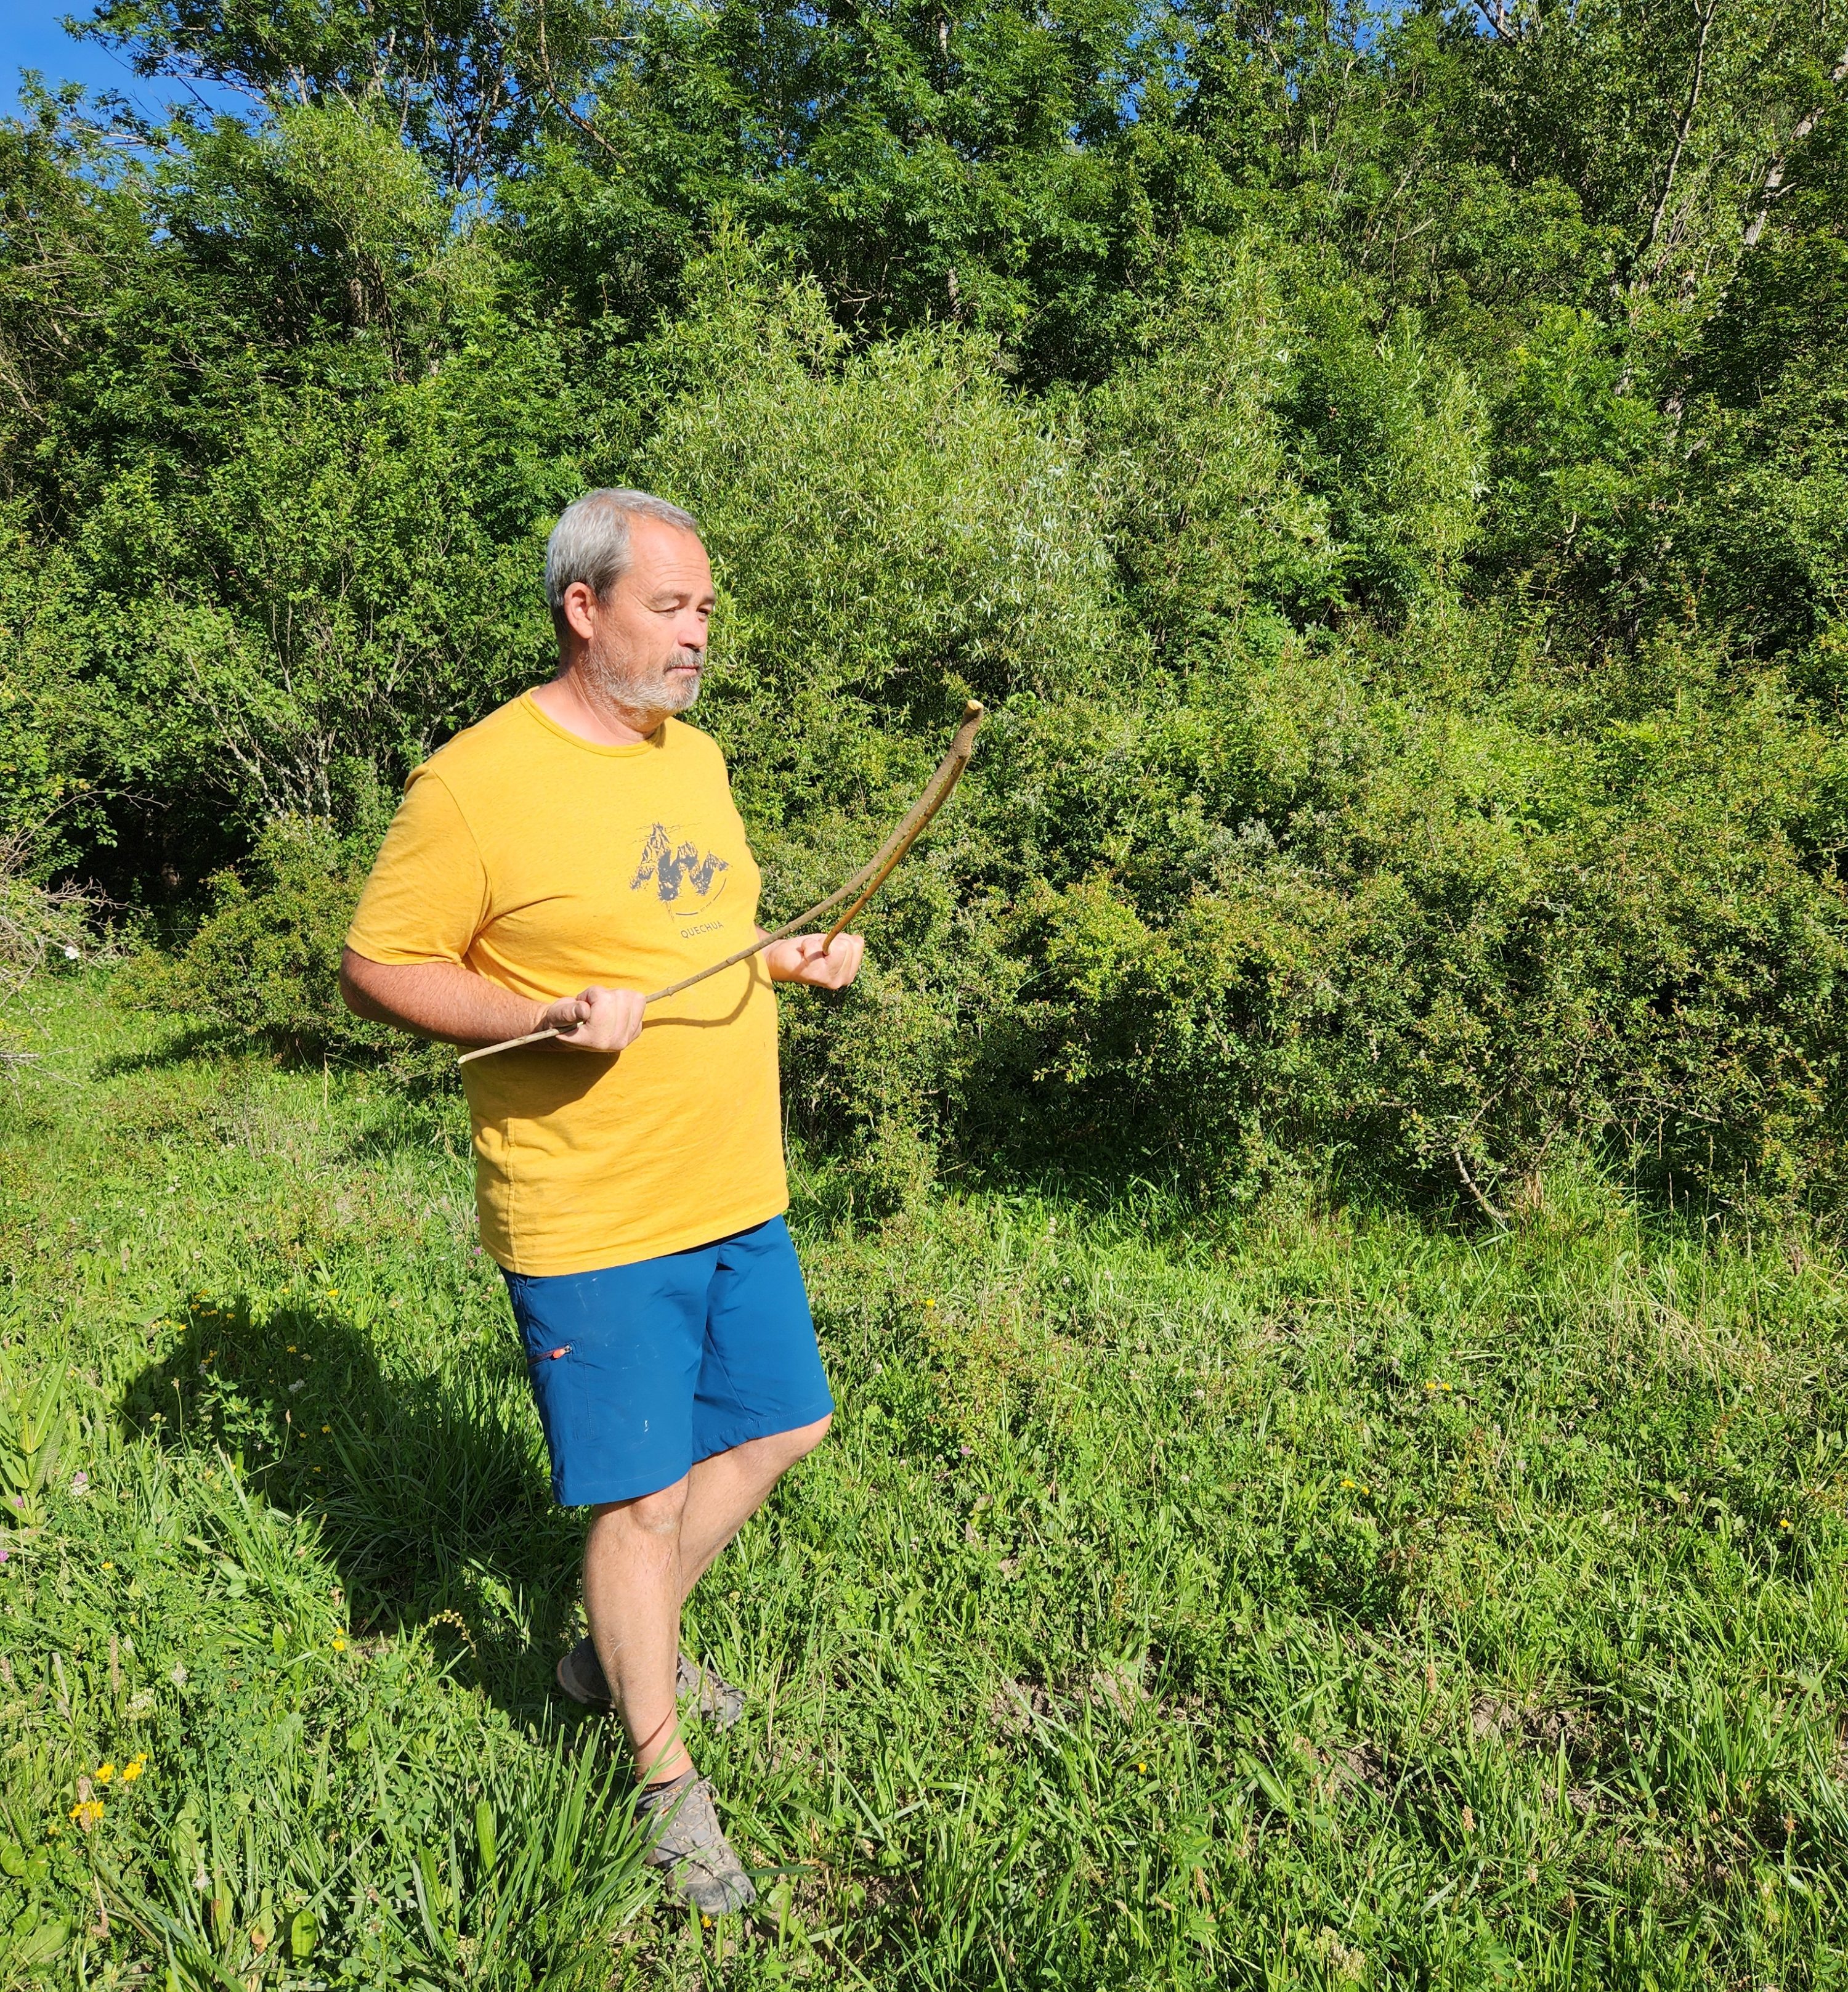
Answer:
[
  {"left": 333, "top": 1636, "right": 347, "bottom": 1653},
  {"left": 94, "top": 1763, "right": 115, "bottom": 1784},
  {"left": 69, "top": 1799, "right": 103, "bottom": 1829},
  {"left": 121, "top": 1757, "right": 146, "bottom": 1783}
]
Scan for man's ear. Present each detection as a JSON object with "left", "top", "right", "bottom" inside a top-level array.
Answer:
[{"left": 559, "top": 580, "right": 599, "bottom": 643}]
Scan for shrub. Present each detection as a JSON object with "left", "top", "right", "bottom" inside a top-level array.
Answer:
[
  {"left": 1286, "top": 301, "right": 1488, "bottom": 616},
  {"left": 121, "top": 816, "right": 453, "bottom": 1090},
  {"left": 52, "top": 238, "right": 1848, "bottom": 1229},
  {"left": 1087, "top": 247, "right": 1345, "bottom": 657},
  {"left": 636, "top": 241, "right": 1128, "bottom": 750},
  {"left": 940, "top": 635, "right": 1848, "bottom": 1219},
  {"left": 0, "top": 819, "right": 95, "bottom": 1065}
]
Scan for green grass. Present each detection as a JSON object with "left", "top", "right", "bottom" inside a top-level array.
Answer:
[{"left": 4, "top": 978, "right": 1848, "bottom": 1989}]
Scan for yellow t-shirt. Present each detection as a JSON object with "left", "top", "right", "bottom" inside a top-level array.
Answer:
[{"left": 345, "top": 694, "right": 786, "bottom": 1275}]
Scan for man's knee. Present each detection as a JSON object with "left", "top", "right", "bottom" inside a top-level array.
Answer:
[
  {"left": 595, "top": 1476, "right": 690, "bottom": 1538},
  {"left": 780, "top": 1412, "right": 831, "bottom": 1465},
  {"left": 739, "top": 1413, "right": 831, "bottom": 1479}
]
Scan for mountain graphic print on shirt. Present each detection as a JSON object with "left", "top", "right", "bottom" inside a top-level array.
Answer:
[{"left": 630, "top": 824, "right": 731, "bottom": 909}]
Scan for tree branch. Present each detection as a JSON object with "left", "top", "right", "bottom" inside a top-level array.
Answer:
[
  {"left": 1742, "top": 39, "right": 1848, "bottom": 250},
  {"left": 1632, "top": 0, "right": 1720, "bottom": 283},
  {"left": 1453, "top": 1145, "right": 1510, "bottom": 1229},
  {"left": 533, "top": 0, "right": 622, "bottom": 162}
]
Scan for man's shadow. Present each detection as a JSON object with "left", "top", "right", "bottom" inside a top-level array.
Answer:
[{"left": 121, "top": 1295, "right": 589, "bottom": 1726}]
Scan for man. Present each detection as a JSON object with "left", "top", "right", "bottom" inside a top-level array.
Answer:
[{"left": 339, "top": 488, "right": 863, "bottom": 1916}]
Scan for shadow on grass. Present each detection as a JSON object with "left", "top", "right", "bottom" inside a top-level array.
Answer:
[
  {"left": 120, "top": 1295, "right": 587, "bottom": 1730},
  {"left": 91, "top": 1022, "right": 247, "bottom": 1078}
]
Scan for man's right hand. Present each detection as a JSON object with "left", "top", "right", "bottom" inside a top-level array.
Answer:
[
  {"left": 339, "top": 950, "right": 649, "bottom": 1054},
  {"left": 543, "top": 985, "right": 646, "bottom": 1054}
]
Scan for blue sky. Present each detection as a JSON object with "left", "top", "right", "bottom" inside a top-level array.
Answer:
[{"left": 1, "top": 2, "right": 243, "bottom": 123}]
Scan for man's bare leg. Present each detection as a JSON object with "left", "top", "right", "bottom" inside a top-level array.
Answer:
[
  {"left": 581, "top": 1414, "right": 831, "bottom": 1781},
  {"left": 584, "top": 1478, "right": 755, "bottom": 1916},
  {"left": 583, "top": 1481, "right": 695, "bottom": 1784},
  {"left": 676, "top": 1414, "right": 832, "bottom": 1601}
]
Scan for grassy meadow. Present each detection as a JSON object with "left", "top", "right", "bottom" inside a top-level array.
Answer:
[{"left": 3, "top": 977, "right": 1848, "bottom": 1989}]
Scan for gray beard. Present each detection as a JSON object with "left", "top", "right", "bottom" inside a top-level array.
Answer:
[{"left": 582, "top": 641, "right": 703, "bottom": 717}]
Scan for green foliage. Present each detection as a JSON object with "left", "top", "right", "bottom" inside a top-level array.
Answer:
[
  {"left": 0, "top": 95, "right": 606, "bottom": 892},
  {"left": 163, "top": 102, "right": 455, "bottom": 358},
  {"left": 639, "top": 242, "right": 1125, "bottom": 733},
  {"left": 52, "top": 338, "right": 584, "bottom": 830},
  {"left": 78, "top": 0, "right": 565, "bottom": 190},
  {"left": 0, "top": 1351, "right": 69, "bottom": 1534},
  {"left": 122, "top": 818, "right": 367, "bottom": 1054},
  {"left": 1677, "top": 169, "right": 1848, "bottom": 672},
  {"left": 888, "top": 635, "right": 1848, "bottom": 1218},
  {"left": 1287, "top": 303, "right": 1488, "bottom": 614},
  {"left": 4, "top": 0, "right": 1848, "bottom": 1221},
  {"left": 6, "top": 991, "right": 1848, "bottom": 1984},
  {"left": 121, "top": 816, "right": 451, "bottom": 1091},
  {"left": 1478, "top": 306, "right": 1672, "bottom": 639},
  {"left": 1088, "top": 248, "right": 1343, "bottom": 652}
]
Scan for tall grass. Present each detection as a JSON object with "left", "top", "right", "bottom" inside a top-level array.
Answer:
[{"left": 2, "top": 982, "right": 1846, "bottom": 1986}]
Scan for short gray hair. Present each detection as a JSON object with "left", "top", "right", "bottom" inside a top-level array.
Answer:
[{"left": 545, "top": 487, "right": 702, "bottom": 611}]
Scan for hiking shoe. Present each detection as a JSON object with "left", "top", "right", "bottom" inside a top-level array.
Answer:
[
  {"left": 677, "top": 1651, "right": 746, "bottom": 1731},
  {"left": 554, "top": 1638, "right": 745, "bottom": 1730},
  {"left": 554, "top": 1636, "right": 612, "bottom": 1711},
  {"left": 636, "top": 1772, "right": 756, "bottom": 1916}
]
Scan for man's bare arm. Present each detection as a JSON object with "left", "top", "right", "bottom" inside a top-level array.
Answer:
[{"left": 339, "top": 949, "right": 644, "bottom": 1053}]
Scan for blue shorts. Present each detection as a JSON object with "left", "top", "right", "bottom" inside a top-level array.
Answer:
[{"left": 502, "top": 1215, "right": 833, "bottom": 1507}]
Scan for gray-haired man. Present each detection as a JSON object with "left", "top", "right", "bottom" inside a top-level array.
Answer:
[{"left": 341, "top": 490, "right": 864, "bottom": 1913}]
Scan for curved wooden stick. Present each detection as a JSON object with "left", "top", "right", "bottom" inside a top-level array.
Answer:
[
  {"left": 457, "top": 701, "right": 985, "bottom": 1067},
  {"left": 822, "top": 698, "right": 985, "bottom": 949}
]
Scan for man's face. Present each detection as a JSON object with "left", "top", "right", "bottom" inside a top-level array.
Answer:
[{"left": 567, "top": 518, "right": 715, "bottom": 720}]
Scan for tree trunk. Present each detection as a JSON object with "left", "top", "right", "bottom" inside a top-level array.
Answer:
[{"left": 1742, "top": 41, "right": 1848, "bottom": 250}]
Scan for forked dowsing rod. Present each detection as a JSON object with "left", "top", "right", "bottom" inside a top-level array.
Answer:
[{"left": 456, "top": 701, "right": 985, "bottom": 1067}]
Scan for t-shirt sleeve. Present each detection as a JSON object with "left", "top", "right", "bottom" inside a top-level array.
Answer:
[{"left": 345, "top": 771, "right": 490, "bottom": 966}]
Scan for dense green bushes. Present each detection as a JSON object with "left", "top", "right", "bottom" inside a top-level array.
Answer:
[
  {"left": 117, "top": 816, "right": 454, "bottom": 1092},
  {"left": 774, "top": 629, "right": 1848, "bottom": 1219},
  {"left": 984, "top": 648, "right": 1848, "bottom": 1217},
  {"left": 5, "top": 0, "right": 1848, "bottom": 1222}
]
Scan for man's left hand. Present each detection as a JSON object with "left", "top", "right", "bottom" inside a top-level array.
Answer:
[{"left": 763, "top": 932, "right": 866, "bottom": 990}]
